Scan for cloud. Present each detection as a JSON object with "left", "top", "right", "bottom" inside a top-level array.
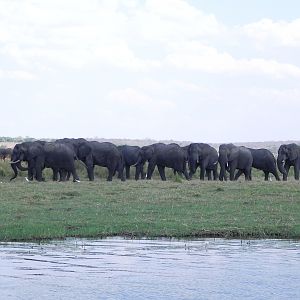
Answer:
[
  {"left": 133, "top": 0, "right": 224, "bottom": 42},
  {"left": 0, "top": 69, "right": 37, "bottom": 80},
  {"left": 241, "top": 18, "right": 300, "bottom": 47},
  {"left": 108, "top": 87, "right": 175, "bottom": 109},
  {"left": 165, "top": 42, "right": 300, "bottom": 78}
]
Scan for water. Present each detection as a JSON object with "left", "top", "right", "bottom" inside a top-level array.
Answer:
[{"left": 0, "top": 238, "right": 299, "bottom": 299}]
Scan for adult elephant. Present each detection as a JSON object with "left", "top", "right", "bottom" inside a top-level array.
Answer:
[
  {"left": 188, "top": 143, "right": 218, "bottom": 180},
  {"left": 0, "top": 147, "right": 12, "bottom": 161},
  {"left": 10, "top": 141, "right": 80, "bottom": 182},
  {"left": 117, "top": 145, "right": 144, "bottom": 180},
  {"left": 89, "top": 141, "right": 125, "bottom": 181},
  {"left": 235, "top": 148, "right": 280, "bottom": 181},
  {"left": 142, "top": 143, "right": 189, "bottom": 181},
  {"left": 218, "top": 144, "right": 253, "bottom": 181},
  {"left": 277, "top": 143, "right": 300, "bottom": 181},
  {"left": 55, "top": 138, "right": 93, "bottom": 180}
]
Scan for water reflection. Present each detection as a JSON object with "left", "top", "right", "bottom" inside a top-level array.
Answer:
[{"left": 0, "top": 238, "right": 299, "bottom": 299}]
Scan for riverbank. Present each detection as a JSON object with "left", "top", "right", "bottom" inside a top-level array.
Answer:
[{"left": 0, "top": 179, "right": 299, "bottom": 241}]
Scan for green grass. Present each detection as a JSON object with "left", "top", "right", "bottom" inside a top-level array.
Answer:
[{"left": 0, "top": 175, "right": 300, "bottom": 241}]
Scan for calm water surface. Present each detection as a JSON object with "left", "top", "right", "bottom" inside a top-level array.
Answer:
[{"left": 0, "top": 238, "right": 299, "bottom": 299}]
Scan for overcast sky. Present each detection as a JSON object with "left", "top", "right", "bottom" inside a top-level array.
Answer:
[{"left": 1, "top": 0, "right": 300, "bottom": 143}]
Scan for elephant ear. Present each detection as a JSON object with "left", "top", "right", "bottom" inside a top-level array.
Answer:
[
  {"left": 228, "top": 148, "right": 239, "bottom": 162},
  {"left": 288, "top": 145, "right": 298, "bottom": 161},
  {"left": 78, "top": 143, "right": 92, "bottom": 159}
]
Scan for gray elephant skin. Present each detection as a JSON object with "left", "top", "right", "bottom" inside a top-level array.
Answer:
[
  {"left": 219, "top": 144, "right": 253, "bottom": 181},
  {"left": 10, "top": 141, "right": 80, "bottom": 182},
  {"left": 118, "top": 145, "right": 144, "bottom": 180},
  {"left": 235, "top": 148, "right": 280, "bottom": 181},
  {"left": 0, "top": 147, "right": 12, "bottom": 161},
  {"left": 277, "top": 143, "right": 300, "bottom": 181},
  {"left": 89, "top": 141, "right": 125, "bottom": 181},
  {"left": 188, "top": 143, "right": 218, "bottom": 180},
  {"left": 55, "top": 138, "right": 93, "bottom": 180},
  {"left": 141, "top": 143, "right": 189, "bottom": 181}
]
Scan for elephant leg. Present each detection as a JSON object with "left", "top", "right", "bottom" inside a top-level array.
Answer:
[
  {"left": 147, "top": 160, "right": 156, "bottom": 180},
  {"left": 35, "top": 166, "right": 43, "bottom": 181},
  {"left": 125, "top": 165, "right": 130, "bottom": 179},
  {"left": 294, "top": 165, "right": 299, "bottom": 180},
  {"left": 157, "top": 165, "right": 166, "bottom": 181},
  {"left": 71, "top": 167, "right": 80, "bottom": 182},
  {"left": 207, "top": 169, "right": 212, "bottom": 181},
  {"left": 219, "top": 166, "right": 226, "bottom": 181},
  {"left": 135, "top": 165, "right": 140, "bottom": 180},
  {"left": 273, "top": 170, "right": 280, "bottom": 181},
  {"left": 229, "top": 168, "right": 236, "bottom": 181},
  {"left": 244, "top": 167, "right": 251, "bottom": 181},
  {"left": 234, "top": 169, "right": 243, "bottom": 180},
  {"left": 264, "top": 171, "right": 269, "bottom": 181},
  {"left": 118, "top": 163, "right": 125, "bottom": 182},
  {"left": 107, "top": 167, "right": 114, "bottom": 181},
  {"left": 28, "top": 166, "right": 35, "bottom": 181},
  {"left": 213, "top": 167, "right": 218, "bottom": 181},
  {"left": 199, "top": 165, "right": 205, "bottom": 180},
  {"left": 66, "top": 171, "right": 71, "bottom": 181},
  {"left": 59, "top": 170, "right": 68, "bottom": 182},
  {"left": 283, "top": 164, "right": 290, "bottom": 181},
  {"left": 140, "top": 163, "right": 146, "bottom": 179},
  {"left": 53, "top": 168, "right": 59, "bottom": 181},
  {"left": 84, "top": 157, "right": 94, "bottom": 181}
]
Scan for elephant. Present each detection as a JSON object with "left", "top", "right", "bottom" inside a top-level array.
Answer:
[
  {"left": 117, "top": 145, "right": 144, "bottom": 180},
  {"left": 89, "top": 141, "right": 125, "bottom": 181},
  {"left": 55, "top": 138, "right": 93, "bottom": 180},
  {"left": 188, "top": 143, "right": 218, "bottom": 180},
  {"left": 10, "top": 141, "right": 80, "bottom": 182},
  {"left": 235, "top": 148, "right": 280, "bottom": 181},
  {"left": 277, "top": 143, "right": 300, "bottom": 181},
  {"left": 142, "top": 143, "right": 189, "bottom": 181},
  {"left": 0, "top": 147, "right": 12, "bottom": 161},
  {"left": 218, "top": 144, "right": 253, "bottom": 181},
  {"left": 172, "top": 144, "right": 189, "bottom": 177}
]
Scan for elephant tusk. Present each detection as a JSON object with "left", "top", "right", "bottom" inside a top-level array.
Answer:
[
  {"left": 25, "top": 177, "right": 29, "bottom": 182},
  {"left": 213, "top": 161, "right": 218, "bottom": 165},
  {"left": 74, "top": 179, "right": 81, "bottom": 183},
  {"left": 10, "top": 160, "right": 21, "bottom": 164}
]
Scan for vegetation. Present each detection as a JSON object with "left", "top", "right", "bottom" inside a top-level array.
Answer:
[{"left": 0, "top": 159, "right": 299, "bottom": 241}]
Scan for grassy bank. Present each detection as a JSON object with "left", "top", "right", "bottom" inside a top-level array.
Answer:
[{"left": 0, "top": 178, "right": 299, "bottom": 241}]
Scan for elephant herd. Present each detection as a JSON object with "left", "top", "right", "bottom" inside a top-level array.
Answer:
[{"left": 7, "top": 138, "right": 300, "bottom": 182}]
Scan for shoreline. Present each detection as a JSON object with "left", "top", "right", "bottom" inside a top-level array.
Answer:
[{"left": 1, "top": 180, "right": 299, "bottom": 242}]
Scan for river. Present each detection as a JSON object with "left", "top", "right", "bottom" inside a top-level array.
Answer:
[{"left": 0, "top": 238, "right": 299, "bottom": 299}]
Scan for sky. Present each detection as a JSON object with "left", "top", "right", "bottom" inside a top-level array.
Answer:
[{"left": 1, "top": 0, "right": 300, "bottom": 143}]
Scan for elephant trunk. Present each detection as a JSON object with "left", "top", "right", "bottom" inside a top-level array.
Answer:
[
  {"left": 188, "top": 159, "right": 196, "bottom": 175},
  {"left": 133, "top": 154, "right": 142, "bottom": 167},
  {"left": 277, "top": 156, "right": 286, "bottom": 175},
  {"left": 10, "top": 163, "right": 18, "bottom": 181}
]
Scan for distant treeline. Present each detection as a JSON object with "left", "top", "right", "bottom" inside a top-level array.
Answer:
[
  {"left": 1, "top": 136, "right": 300, "bottom": 154},
  {"left": 0, "top": 136, "right": 36, "bottom": 143}
]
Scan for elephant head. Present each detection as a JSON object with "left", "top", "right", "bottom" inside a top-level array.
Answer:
[
  {"left": 188, "top": 143, "right": 200, "bottom": 175},
  {"left": 140, "top": 145, "right": 155, "bottom": 164},
  {"left": 277, "top": 144, "right": 299, "bottom": 176},
  {"left": 10, "top": 143, "right": 29, "bottom": 180},
  {"left": 10, "top": 141, "right": 44, "bottom": 180},
  {"left": 218, "top": 144, "right": 236, "bottom": 181}
]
